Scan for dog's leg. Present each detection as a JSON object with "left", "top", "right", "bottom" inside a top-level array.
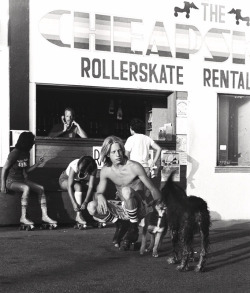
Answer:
[
  {"left": 195, "top": 213, "right": 210, "bottom": 272},
  {"left": 140, "top": 225, "right": 148, "bottom": 255},
  {"left": 152, "top": 232, "right": 162, "bottom": 257},
  {"left": 176, "top": 221, "right": 193, "bottom": 272},
  {"left": 167, "top": 229, "right": 179, "bottom": 264},
  {"left": 146, "top": 233, "right": 155, "bottom": 252},
  {"left": 189, "top": 247, "right": 195, "bottom": 262},
  {"left": 158, "top": 226, "right": 168, "bottom": 250}
]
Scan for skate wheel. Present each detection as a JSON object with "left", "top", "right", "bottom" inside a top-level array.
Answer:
[{"left": 98, "top": 223, "right": 106, "bottom": 228}]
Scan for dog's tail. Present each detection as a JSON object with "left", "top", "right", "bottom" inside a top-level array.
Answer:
[
  {"left": 162, "top": 170, "right": 186, "bottom": 194},
  {"left": 167, "top": 170, "right": 176, "bottom": 182},
  {"left": 161, "top": 170, "right": 187, "bottom": 203}
]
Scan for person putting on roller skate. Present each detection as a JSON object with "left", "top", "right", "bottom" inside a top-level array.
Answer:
[
  {"left": 1, "top": 131, "right": 57, "bottom": 230},
  {"left": 87, "top": 136, "right": 162, "bottom": 250},
  {"left": 59, "top": 156, "right": 97, "bottom": 229}
]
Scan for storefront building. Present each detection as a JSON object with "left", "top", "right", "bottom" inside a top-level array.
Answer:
[{"left": 1, "top": 0, "right": 250, "bottom": 222}]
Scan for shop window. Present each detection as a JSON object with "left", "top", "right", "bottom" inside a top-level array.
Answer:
[
  {"left": 217, "top": 94, "right": 250, "bottom": 167},
  {"left": 36, "top": 85, "right": 170, "bottom": 139}
]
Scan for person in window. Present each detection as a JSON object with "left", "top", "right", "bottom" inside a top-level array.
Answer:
[
  {"left": 59, "top": 156, "right": 97, "bottom": 228},
  {"left": 0, "top": 131, "right": 57, "bottom": 229},
  {"left": 49, "top": 107, "right": 87, "bottom": 138}
]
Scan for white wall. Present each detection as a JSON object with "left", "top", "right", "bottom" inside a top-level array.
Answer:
[
  {"left": 187, "top": 87, "right": 250, "bottom": 220},
  {"left": 28, "top": 0, "right": 250, "bottom": 219}
]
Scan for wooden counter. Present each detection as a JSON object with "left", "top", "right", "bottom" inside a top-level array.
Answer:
[
  {"left": 35, "top": 136, "right": 176, "bottom": 168},
  {"left": 35, "top": 137, "right": 104, "bottom": 169},
  {"left": 33, "top": 136, "right": 180, "bottom": 190}
]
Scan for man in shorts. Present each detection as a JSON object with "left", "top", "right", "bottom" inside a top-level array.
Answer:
[{"left": 87, "top": 135, "right": 162, "bottom": 250}]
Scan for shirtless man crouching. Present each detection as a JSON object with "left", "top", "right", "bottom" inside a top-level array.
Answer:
[{"left": 87, "top": 135, "right": 162, "bottom": 250}]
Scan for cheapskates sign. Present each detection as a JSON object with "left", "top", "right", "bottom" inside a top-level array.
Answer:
[{"left": 30, "top": 0, "right": 250, "bottom": 91}]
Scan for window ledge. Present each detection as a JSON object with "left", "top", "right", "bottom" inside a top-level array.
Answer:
[{"left": 215, "top": 166, "right": 250, "bottom": 173}]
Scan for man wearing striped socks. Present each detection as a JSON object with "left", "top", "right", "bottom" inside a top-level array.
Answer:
[{"left": 87, "top": 135, "right": 162, "bottom": 250}]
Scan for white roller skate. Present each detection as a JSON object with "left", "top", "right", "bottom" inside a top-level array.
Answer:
[
  {"left": 40, "top": 215, "right": 58, "bottom": 230},
  {"left": 74, "top": 214, "right": 87, "bottom": 230},
  {"left": 20, "top": 217, "right": 35, "bottom": 231}
]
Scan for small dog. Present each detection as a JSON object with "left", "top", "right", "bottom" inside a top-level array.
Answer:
[
  {"left": 162, "top": 171, "right": 211, "bottom": 272},
  {"left": 140, "top": 200, "right": 168, "bottom": 257}
]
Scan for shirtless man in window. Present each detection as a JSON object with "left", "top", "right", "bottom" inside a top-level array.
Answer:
[{"left": 87, "top": 135, "right": 162, "bottom": 250}]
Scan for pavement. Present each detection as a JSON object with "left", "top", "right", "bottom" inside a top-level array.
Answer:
[{"left": 0, "top": 219, "right": 250, "bottom": 293}]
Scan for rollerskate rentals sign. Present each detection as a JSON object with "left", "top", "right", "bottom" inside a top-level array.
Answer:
[{"left": 30, "top": 0, "right": 250, "bottom": 91}]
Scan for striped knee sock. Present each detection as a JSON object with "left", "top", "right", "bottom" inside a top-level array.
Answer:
[
  {"left": 126, "top": 207, "right": 138, "bottom": 223},
  {"left": 102, "top": 211, "right": 118, "bottom": 223}
]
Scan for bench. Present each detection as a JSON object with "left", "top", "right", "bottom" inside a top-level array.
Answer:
[{"left": 0, "top": 167, "right": 116, "bottom": 226}]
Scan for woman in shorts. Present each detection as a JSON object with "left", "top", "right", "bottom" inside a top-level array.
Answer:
[{"left": 59, "top": 156, "right": 97, "bottom": 228}]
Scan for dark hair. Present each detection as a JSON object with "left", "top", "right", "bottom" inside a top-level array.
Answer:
[
  {"left": 100, "top": 135, "right": 127, "bottom": 166},
  {"left": 64, "top": 107, "right": 75, "bottom": 119},
  {"left": 130, "top": 118, "right": 145, "bottom": 134},
  {"left": 15, "top": 131, "right": 35, "bottom": 151},
  {"left": 77, "top": 156, "right": 97, "bottom": 175}
]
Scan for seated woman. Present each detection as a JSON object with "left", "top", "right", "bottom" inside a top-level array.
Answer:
[
  {"left": 59, "top": 156, "right": 97, "bottom": 229},
  {"left": 49, "top": 107, "right": 87, "bottom": 138},
  {"left": 0, "top": 131, "right": 57, "bottom": 230}
]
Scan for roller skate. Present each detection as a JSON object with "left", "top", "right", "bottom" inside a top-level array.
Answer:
[
  {"left": 113, "top": 219, "right": 130, "bottom": 248},
  {"left": 90, "top": 221, "right": 106, "bottom": 228},
  {"left": 119, "top": 222, "right": 139, "bottom": 251},
  {"left": 98, "top": 222, "right": 106, "bottom": 228},
  {"left": 20, "top": 217, "right": 35, "bottom": 231},
  {"left": 74, "top": 215, "right": 87, "bottom": 230},
  {"left": 40, "top": 215, "right": 57, "bottom": 230},
  {"left": 92, "top": 215, "right": 107, "bottom": 229}
]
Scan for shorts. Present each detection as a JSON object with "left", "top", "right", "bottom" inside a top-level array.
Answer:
[
  {"left": 59, "top": 171, "right": 96, "bottom": 192},
  {"left": 59, "top": 171, "right": 68, "bottom": 186},
  {"left": 106, "top": 193, "right": 148, "bottom": 221},
  {"left": 6, "top": 178, "right": 26, "bottom": 190}
]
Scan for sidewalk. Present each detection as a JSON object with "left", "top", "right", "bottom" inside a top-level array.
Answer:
[{"left": 0, "top": 220, "right": 250, "bottom": 293}]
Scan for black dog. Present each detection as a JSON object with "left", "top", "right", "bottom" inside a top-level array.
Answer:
[
  {"left": 140, "top": 200, "right": 168, "bottom": 257},
  {"left": 162, "top": 171, "right": 211, "bottom": 272}
]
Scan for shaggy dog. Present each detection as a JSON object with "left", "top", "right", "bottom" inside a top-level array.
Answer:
[
  {"left": 162, "top": 171, "right": 211, "bottom": 272},
  {"left": 140, "top": 200, "right": 168, "bottom": 257}
]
